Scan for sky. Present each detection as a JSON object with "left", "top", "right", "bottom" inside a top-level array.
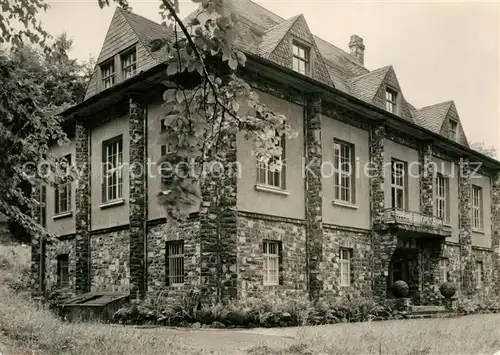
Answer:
[{"left": 42, "top": 0, "right": 500, "bottom": 156}]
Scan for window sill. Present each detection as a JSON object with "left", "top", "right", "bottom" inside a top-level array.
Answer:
[
  {"left": 443, "top": 223, "right": 452, "bottom": 228},
  {"left": 472, "top": 228, "right": 485, "bottom": 234},
  {"left": 332, "top": 200, "right": 358, "bottom": 210},
  {"left": 254, "top": 184, "right": 290, "bottom": 196},
  {"left": 53, "top": 211, "right": 73, "bottom": 220},
  {"left": 340, "top": 283, "right": 351, "bottom": 288},
  {"left": 99, "top": 198, "right": 126, "bottom": 210},
  {"left": 263, "top": 283, "right": 280, "bottom": 287}
]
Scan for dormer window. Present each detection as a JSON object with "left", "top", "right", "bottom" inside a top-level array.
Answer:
[
  {"left": 449, "top": 120, "right": 458, "bottom": 140},
  {"left": 385, "top": 88, "right": 398, "bottom": 114},
  {"left": 101, "top": 60, "right": 115, "bottom": 89},
  {"left": 121, "top": 47, "right": 137, "bottom": 80},
  {"left": 292, "top": 42, "right": 309, "bottom": 75}
]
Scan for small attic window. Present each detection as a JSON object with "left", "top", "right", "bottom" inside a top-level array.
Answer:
[
  {"left": 385, "top": 88, "right": 398, "bottom": 114},
  {"left": 101, "top": 60, "right": 115, "bottom": 89},
  {"left": 121, "top": 47, "right": 137, "bottom": 80},
  {"left": 292, "top": 42, "right": 309, "bottom": 75},
  {"left": 449, "top": 120, "right": 458, "bottom": 140}
]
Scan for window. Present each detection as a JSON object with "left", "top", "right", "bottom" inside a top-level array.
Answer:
[
  {"left": 121, "top": 47, "right": 137, "bottom": 80},
  {"left": 102, "top": 136, "right": 123, "bottom": 203},
  {"left": 339, "top": 248, "right": 352, "bottom": 286},
  {"left": 57, "top": 254, "right": 69, "bottom": 288},
  {"left": 440, "top": 258, "right": 448, "bottom": 283},
  {"left": 333, "top": 139, "right": 355, "bottom": 203},
  {"left": 257, "top": 133, "right": 286, "bottom": 189},
  {"left": 476, "top": 261, "right": 483, "bottom": 289},
  {"left": 40, "top": 185, "right": 46, "bottom": 227},
  {"left": 263, "top": 240, "right": 281, "bottom": 285},
  {"left": 159, "top": 119, "right": 173, "bottom": 185},
  {"left": 385, "top": 88, "right": 398, "bottom": 114},
  {"left": 391, "top": 159, "right": 407, "bottom": 210},
  {"left": 292, "top": 42, "right": 309, "bottom": 75},
  {"left": 55, "top": 154, "right": 71, "bottom": 215},
  {"left": 472, "top": 185, "right": 483, "bottom": 230},
  {"left": 449, "top": 120, "right": 458, "bottom": 140},
  {"left": 435, "top": 173, "right": 450, "bottom": 223},
  {"left": 101, "top": 60, "right": 115, "bottom": 89},
  {"left": 166, "top": 241, "right": 184, "bottom": 286}
]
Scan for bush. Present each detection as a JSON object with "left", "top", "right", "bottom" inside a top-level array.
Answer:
[
  {"left": 392, "top": 280, "right": 409, "bottom": 298},
  {"left": 439, "top": 282, "right": 457, "bottom": 298},
  {"left": 112, "top": 294, "right": 407, "bottom": 328}
]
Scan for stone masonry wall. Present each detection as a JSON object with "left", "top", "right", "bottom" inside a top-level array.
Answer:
[
  {"left": 305, "top": 97, "right": 323, "bottom": 301},
  {"left": 90, "top": 229, "right": 130, "bottom": 292},
  {"left": 128, "top": 97, "right": 147, "bottom": 299},
  {"left": 237, "top": 214, "right": 308, "bottom": 299},
  {"left": 321, "top": 226, "right": 372, "bottom": 301},
  {"left": 492, "top": 172, "right": 500, "bottom": 294},
  {"left": 75, "top": 122, "right": 91, "bottom": 294},
  {"left": 147, "top": 219, "right": 201, "bottom": 303},
  {"left": 419, "top": 142, "right": 434, "bottom": 216},
  {"left": 458, "top": 159, "right": 474, "bottom": 298},
  {"left": 45, "top": 238, "right": 76, "bottom": 294},
  {"left": 471, "top": 247, "right": 494, "bottom": 300}
]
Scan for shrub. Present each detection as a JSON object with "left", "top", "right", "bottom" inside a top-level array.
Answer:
[
  {"left": 439, "top": 282, "right": 457, "bottom": 298},
  {"left": 392, "top": 280, "right": 409, "bottom": 298}
]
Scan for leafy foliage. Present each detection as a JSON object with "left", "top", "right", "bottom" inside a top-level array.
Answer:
[
  {"left": 112, "top": 294, "right": 410, "bottom": 328},
  {"left": 0, "top": 0, "right": 49, "bottom": 47}
]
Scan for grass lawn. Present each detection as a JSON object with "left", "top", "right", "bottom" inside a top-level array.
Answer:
[{"left": 1, "top": 243, "right": 500, "bottom": 355}]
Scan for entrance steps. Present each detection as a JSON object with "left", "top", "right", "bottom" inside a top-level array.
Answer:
[{"left": 407, "top": 305, "right": 456, "bottom": 319}]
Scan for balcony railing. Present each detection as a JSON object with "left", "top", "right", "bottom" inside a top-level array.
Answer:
[{"left": 382, "top": 208, "right": 445, "bottom": 229}]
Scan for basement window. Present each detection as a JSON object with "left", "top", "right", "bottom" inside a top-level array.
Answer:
[{"left": 166, "top": 240, "right": 184, "bottom": 286}]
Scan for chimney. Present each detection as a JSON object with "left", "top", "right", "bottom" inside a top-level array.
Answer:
[{"left": 349, "top": 34, "right": 365, "bottom": 65}]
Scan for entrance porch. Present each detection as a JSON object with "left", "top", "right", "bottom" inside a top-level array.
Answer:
[{"left": 374, "top": 208, "right": 452, "bottom": 305}]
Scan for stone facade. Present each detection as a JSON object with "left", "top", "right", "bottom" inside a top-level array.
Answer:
[
  {"left": 128, "top": 97, "right": 147, "bottom": 299},
  {"left": 147, "top": 219, "right": 201, "bottom": 301},
  {"left": 237, "top": 213, "right": 308, "bottom": 299},
  {"left": 45, "top": 238, "right": 77, "bottom": 294},
  {"left": 492, "top": 173, "right": 500, "bottom": 294},
  {"left": 305, "top": 97, "right": 324, "bottom": 301},
  {"left": 321, "top": 226, "right": 372, "bottom": 300},
  {"left": 458, "top": 159, "right": 474, "bottom": 297},
  {"left": 75, "top": 122, "right": 91, "bottom": 294},
  {"left": 90, "top": 229, "right": 130, "bottom": 292}
]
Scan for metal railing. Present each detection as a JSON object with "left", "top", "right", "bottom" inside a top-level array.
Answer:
[{"left": 382, "top": 208, "right": 444, "bottom": 229}]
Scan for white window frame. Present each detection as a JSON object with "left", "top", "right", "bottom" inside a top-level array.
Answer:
[
  {"left": 101, "top": 59, "right": 115, "bottom": 89},
  {"left": 333, "top": 139, "right": 355, "bottom": 203},
  {"left": 435, "top": 173, "right": 449, "bottom": 223},
  {"left": 339, "top": 248, "right": 351, "bottom": 286},
  {"left": 121, "top": 47, "right": 137, "bottom": 80},
  {"left": 263, "top": 240, "right": 280, "bottom": 286},
  {"left": 257, "top": 133, "right": 286, "bottom": 189},
  {"left": 102, "top": 136, "right": 124, "bottom": 203},
  {"left": 476, "top": 261, "right": 483, "bottom": 289},
  {"left": 385, "top": 88, "right": 397, "bottom": 114},
  {"left": 472, "top": 185, "right": 483, "bottom": 230},
  {"left": 292, "top": 42, "right": 309, "bottom": 75},
  {"left": 166, "top": 240, "right": 185, "bottom": 286},
  {"left": 449, "top": 120, "right": 458, "bottom": 140},
  {"left": 440, "top": 258, "right": 448, "bottom": 283},
  {"left": 391, "top": 159, "right": 406, "bottom": 210},
  {"left": 55, "top": 154, "right": 71, "bottom": 215}
]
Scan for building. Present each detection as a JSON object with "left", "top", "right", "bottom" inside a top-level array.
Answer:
[{"left": 31, "top": 0, "right": 500, "bottom": 305}]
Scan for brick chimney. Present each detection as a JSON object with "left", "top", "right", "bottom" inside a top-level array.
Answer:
[{"left": 349, "top": 34, "right": 365, "bottom": 65}]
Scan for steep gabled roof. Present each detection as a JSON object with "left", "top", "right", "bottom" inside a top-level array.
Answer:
[
  {"left": 83, "top": 0, "right": 474, "bottom": 149},
  {"left": 348, "top": 66, "right": 391, "bottom": 103},
  {"left": 414, "top": 101, "right": 453, "bottom": 133}
]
